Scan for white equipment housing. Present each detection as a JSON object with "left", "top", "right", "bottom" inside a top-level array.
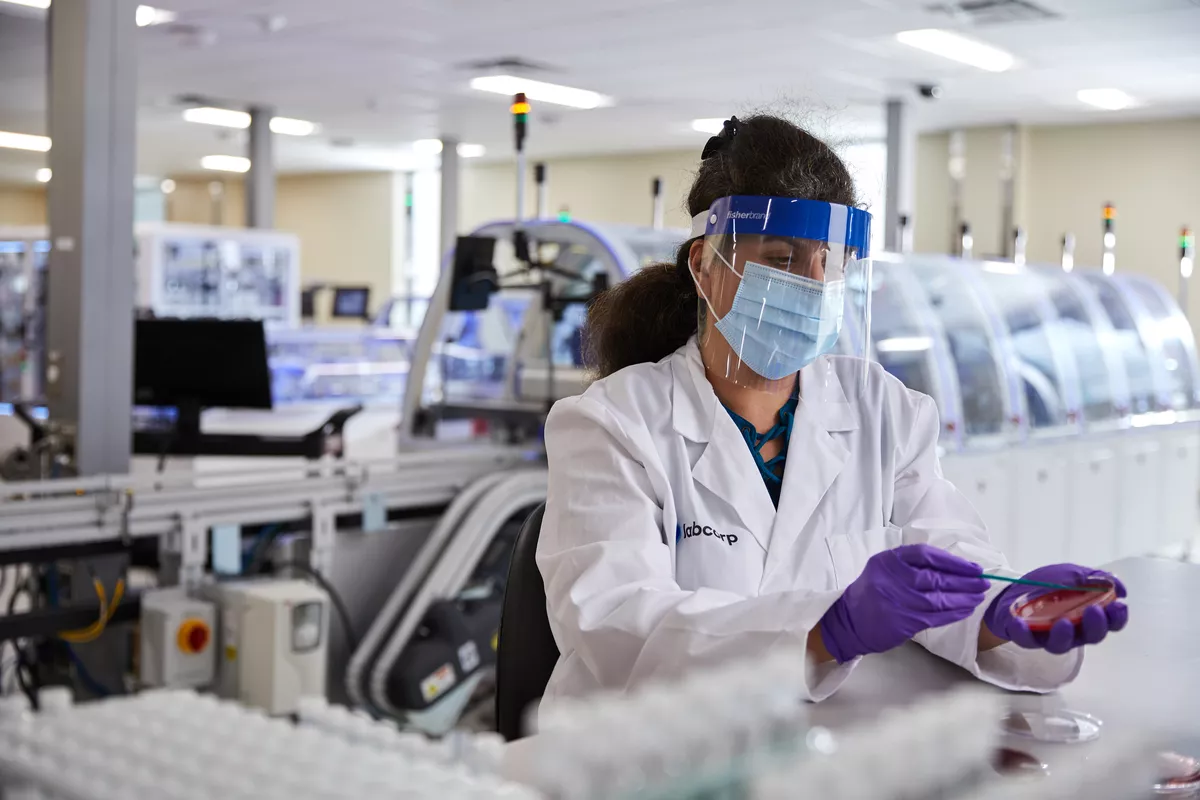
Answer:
[
  {"left": 206, "top": 579, "right": 330, "bottom": 715},
  {"left": 138, "top": 588, "right": 217, "bottom": 690},
  {"left": 1, "top": 223, "right": 302, "bottom": 331},
  {"left": 135, "top": 222, "right": 302, "bottom": 327}
]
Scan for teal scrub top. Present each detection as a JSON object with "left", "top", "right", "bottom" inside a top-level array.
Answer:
[{"left": 722, "top": 396, "right": 799, "bottom": 508}]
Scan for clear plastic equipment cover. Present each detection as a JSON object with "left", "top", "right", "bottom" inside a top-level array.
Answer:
[
  {"left": 976, "top": 264, "right": 1082, "bottom": 431},
  {"left": 905, "top": 257, "right": 1015, "bottom": 440}
]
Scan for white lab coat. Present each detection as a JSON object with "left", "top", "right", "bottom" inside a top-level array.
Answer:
[{"left": 537, "top": 338, "right": 1082, "bottom": 708}]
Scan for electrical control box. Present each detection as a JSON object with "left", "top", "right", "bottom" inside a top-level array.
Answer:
[
  {"left": 139, "top": 588, "right": 217, "bottom": 689},
  {"left": 206, "top": 578, "right": 329, "bottom": 715}
]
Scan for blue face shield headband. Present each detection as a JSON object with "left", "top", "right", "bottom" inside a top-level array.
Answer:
[{"left": 690, "top": 196, "right": 873, "bottom": 382}]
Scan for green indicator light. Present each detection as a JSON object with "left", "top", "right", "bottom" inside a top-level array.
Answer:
[{"left": 558, "top": 211, "right": 572, "bottom": 223}]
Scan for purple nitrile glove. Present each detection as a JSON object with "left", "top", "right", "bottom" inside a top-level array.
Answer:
[
  {"left": 983, "top": 564, "right": 1129, "bottom": 655},
  {"left": 819, "top": 543, "right": 990, "bottom": 664}
]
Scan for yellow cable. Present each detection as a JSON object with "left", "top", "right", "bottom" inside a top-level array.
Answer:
[
  {"left": 59, "top": 578, "right": 124, "bottom": 644},
  {"left": 59, "top": 578, "right": 106, "bottom": 641}
]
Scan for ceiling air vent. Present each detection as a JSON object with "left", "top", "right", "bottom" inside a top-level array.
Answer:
[
  {"left": 925, "top": 0, "right": 1058, "bottom": 25},
  {"left": 456, "top": 56, "right": 553, "bottom": 74}
]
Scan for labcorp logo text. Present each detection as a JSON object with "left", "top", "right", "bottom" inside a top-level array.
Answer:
[{"left": 679, "top": 522, "right": 739, "bottom": 547}]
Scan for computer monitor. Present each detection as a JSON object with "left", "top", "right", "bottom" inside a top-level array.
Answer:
[
  {"left": 134, "top": 318, "right": 272, "bottom": 432},
  {"left": 332, "top": 286, "right": 371, "bottom": 319},
  {"left": 449, "top": 236, "right": 497, "bottom": 312},
  {"left": 301, "top": 288, "right": 318, "bottom": 320}
]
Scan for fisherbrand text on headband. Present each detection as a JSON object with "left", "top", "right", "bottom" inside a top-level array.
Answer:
[{"left": 689, "top": 196, "right": 873, "bottom": 260}]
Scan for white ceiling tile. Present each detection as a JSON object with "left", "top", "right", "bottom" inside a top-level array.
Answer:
[{"left": 0, "top": 0, "right": 1196, "bottom": 179}]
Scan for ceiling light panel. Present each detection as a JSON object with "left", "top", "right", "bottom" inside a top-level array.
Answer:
[
  {"left": 0, "top": 131, "right": 52, "bottom": 152},
  {"left": 201, "top": 155, "right": 251, "bottom": 173},
  {"left": 1077, "top": 88, "right": 1134, "bottom": 110},
  {"left": 0, "top": 1, "right": 174, "bottom": 24},
  {"left": 135, "top": 5, "right": 175, "bottom": 26},
  {"left": 184, "top": 107, "right": 251, "bottom": 129},
  {"left": 469, "top": 75, "right": 609, "bottom": 109},
  {"left": 184, "top": 108, "right": 317, "bottom": 136},
  {"left": 895, "top": 29, "right": 1015, "bottom": 72},
  {"left": 269, "top": 117, "right": 317, "bottom": 136}
]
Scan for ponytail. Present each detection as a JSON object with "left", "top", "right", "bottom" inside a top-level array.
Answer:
[{"left": 583, "top": 242, "right": 699, "bottom": 378}]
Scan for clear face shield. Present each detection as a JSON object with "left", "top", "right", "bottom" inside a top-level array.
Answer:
[{"left": 689, "top": 196, "right": 873, "bottom": 395}]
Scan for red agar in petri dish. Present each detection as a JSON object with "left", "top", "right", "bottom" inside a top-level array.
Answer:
[
  {"left": 1010, "top": 579, "right": 1118, "bottom": 632},
  {"left": 1155, "top": 751, "right": 1200, "bottom": 795}
]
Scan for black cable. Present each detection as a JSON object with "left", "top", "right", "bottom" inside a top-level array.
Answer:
[
  {"left": 245, "top": 525, "right": 285, "bottom": 577},
  {"left": 7, "top": 572, "right": 39, "bottom": 708},
  {"left": 155, "top": 429, "right": 176, "bottom": 474},
  {"left": 6, "top": 573, "right": 26, "bottom": 617},
  {"left": 15, "top": 644, "right": 37, "bottom": 708},
  {"left": 267, "top": 560, "right": 359, "bottom": 653}
]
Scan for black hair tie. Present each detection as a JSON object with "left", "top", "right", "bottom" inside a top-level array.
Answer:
[{"left": 701, "top": 116, "right": 739, "bottom": 160}]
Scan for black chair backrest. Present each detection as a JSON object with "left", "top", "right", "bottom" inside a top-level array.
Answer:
[{"left": 495, "top": 503, "right": 559, "bottom": 741}]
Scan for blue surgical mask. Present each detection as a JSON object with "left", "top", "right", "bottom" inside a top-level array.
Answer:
[{"left": 713, "top": 260, "right": 845, "bottom": 380}]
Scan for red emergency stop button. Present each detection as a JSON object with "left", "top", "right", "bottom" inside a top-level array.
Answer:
[{"left": 177, "top": 619, "right": 211, "bottom": 654}]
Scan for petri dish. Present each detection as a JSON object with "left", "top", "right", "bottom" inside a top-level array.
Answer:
[
  {"left": 1003, "top": 709, "right": 1103, "bottom": 743},
  {"left": 1154, "top": 751, "right": 1200, "bottom": 796},
  {"left": 1010, "top": 578, "right": 1118, "bottom": 632},
  {"left": 992, "top": 747, "right": 1049, "bottom": 778}
]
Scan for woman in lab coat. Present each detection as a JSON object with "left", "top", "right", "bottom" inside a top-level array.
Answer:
[{"left": 537, "top": 115, "right": 1128, "bottom": 707}]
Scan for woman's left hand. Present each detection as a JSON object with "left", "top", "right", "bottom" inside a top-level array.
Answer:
[{"left": 983, "top": 564, "right": 1129, "bottom": 654}]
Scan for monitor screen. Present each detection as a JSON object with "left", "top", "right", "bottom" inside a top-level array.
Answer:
[
  {"left": 332, "top": 286, "right": 370, "bottom": 319},
  {"left": 134, "top": 318, "right": 273, "bottom": 410},
  {"left": 449, "top": 236, "right": 497, "bottom": 312}
]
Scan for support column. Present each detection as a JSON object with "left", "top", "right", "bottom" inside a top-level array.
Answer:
[
  {"left": 948, "top": 129, "right": 967, "bottom": 256},
  {"left": 410, "top": 168, "right": 441, "bottom": 298},
  {"left": 245, "top": 106, "right": 275, "bottom": 228},
  {"left": 389, "top": 171, "right": 411, "bottom": 319},
  {"left": 46, "top": 0, "right": 138, "bottom": 476},
  {"left": 999, "top": 125, "right": 1016, "bottom": 258},
  {"left": 438, "top": 137, "right": 460, "bottom": 265},
  {"left": 884, "top": 98, "right": 916, "bottom": 253}
]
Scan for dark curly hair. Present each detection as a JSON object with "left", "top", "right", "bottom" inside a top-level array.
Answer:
[{"left": 583, "top": 114, "right": 859, "bottom": 378}]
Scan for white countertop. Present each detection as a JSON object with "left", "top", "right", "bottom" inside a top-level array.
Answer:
[{"left": 503, "top": 556, "right": 1200, "bottom": 781}]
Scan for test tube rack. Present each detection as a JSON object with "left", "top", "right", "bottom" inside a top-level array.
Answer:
[{"left": 0, "top": 688, "right": 539, "bottom": 800}]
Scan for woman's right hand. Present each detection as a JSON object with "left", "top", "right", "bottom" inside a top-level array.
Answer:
[{"left": 818, "top": 543, "right": 990, "bottom": 664}]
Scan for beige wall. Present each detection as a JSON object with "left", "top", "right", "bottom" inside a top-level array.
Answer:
[
  {"left": 0, "top": 186, "right": 47, "bottom": 226},
  {"left": 166, "top": 179, "right": 245, "bottom": 227},
  {"left": 460, "top": 149, "right": 700, "bottom": 233},
  {"left": 276, "top": 172, "right": 394, "bottom": 322},
  {"left": 914, "top": 126, "right": 1017, "bottom": 258},
  {"left": 915, "top": 117, "right": 1200, "bottom": 304},
  {"left": 914, "top": 132, "right": 950, "bottom": 255},
  {"left": 1023, "top": 118, "right": 1200, "bottom": 293}
]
